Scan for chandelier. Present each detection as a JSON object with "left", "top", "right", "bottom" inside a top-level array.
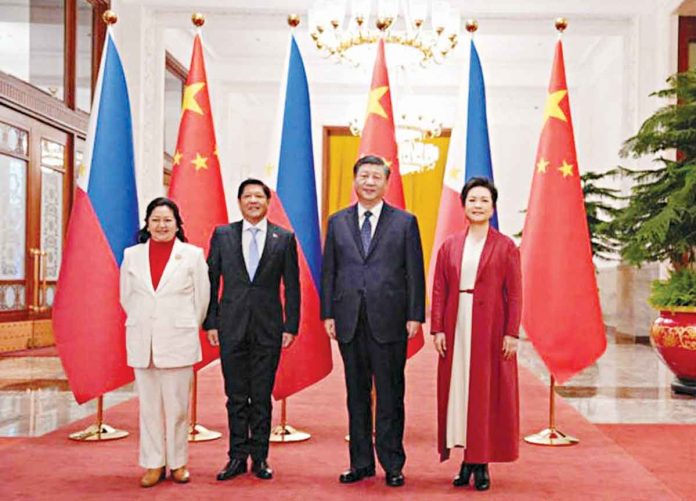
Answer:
[
  {"left": 308, "top": 0, "right": 461, "bottom": 67},
  {"left": 349, "top": 113, "right": 443, "bottom": 174}
]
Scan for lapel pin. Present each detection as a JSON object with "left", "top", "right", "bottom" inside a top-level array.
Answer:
[{"left": 272, "top": 233, "right": 278, "bottom": 239}]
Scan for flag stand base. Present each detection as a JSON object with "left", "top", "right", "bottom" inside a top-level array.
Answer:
[
  {"left": 270, "top": 424, "right": 311, "bottom": 443},
  {"left": 524, "top": 376, "right": 579, "bottom": 447},
  {"left": 269, "top": 399, "right": 311, "bottom": 443},
  {"left": 69, "top": 423, "right": 129, "bottom": 441},
  {"left": 524, "top": 427, "right": 578, "bottom": 446},
  {"left": 68, "top": 396, "right": 129, "bottom": 441},
  {"left": 188, "top": 423, "right": 222, "bottom": 442}
]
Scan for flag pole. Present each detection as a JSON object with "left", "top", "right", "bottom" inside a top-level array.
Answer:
[
  {"left": 270, "top": 398, "right": 311, "bottom": 443},
  {"left": 524, "top": 375, "right": 578, "bottom": 446},
  {"left": 188, "top": 370, "right": 222, "bottom": 442},
  {"left": 523, "top": 16, "right": 579, "bottom": 448},
  {"left": 69, "top": 394, "right": 129, "bottom": 441}
]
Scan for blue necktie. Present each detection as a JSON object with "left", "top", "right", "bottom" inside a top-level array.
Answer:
[
  {"left": 248, "top": 227, "right": 260, "bottom": 280},
  {"left": 361, "top": 211, "right": 372, "bottom": 253}
]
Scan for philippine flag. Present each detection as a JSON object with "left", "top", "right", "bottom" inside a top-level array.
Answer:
[
  {"left": 264, "top": 35, "right": 332, "bottom": 400},
  {"left": 428, "top": 39, "right": 496, "bottom": 295},
  {"left": 52, "top": 28, "right": 139, "bottom": 404}
]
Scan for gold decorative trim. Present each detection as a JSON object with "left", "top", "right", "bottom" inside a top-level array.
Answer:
[
  {"left": 0, "top": 321, "right": 33, "bottom": 352},
  {"left": 651, "top": 324, "right": 696, "bottom": 351},
  {"left": 32, "top": 319, "right": 55, "bottom": 348},
  {"left": 652, "top": 305, "right": 696, "bottom": 313}
]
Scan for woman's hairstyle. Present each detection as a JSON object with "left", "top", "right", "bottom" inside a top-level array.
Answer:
[
  {"left": 137, "top": 197, "right": 187, "bottom": 243},
  {"left": 460, "top": 177, "right": 498, "bottom": 208}
]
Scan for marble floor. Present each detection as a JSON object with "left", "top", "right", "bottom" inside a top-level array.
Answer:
[
  {"left": 519, "top": 337, "right": 696, "bottom": 424},
  {"left": 0, "top": 336, "right": 694, "bottom": 437}
]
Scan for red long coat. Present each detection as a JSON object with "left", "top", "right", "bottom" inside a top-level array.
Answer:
[{"left": 431, "top": 227, "right": 522, "bottom": 462}]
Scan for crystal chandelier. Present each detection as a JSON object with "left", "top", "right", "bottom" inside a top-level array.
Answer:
[
  {"left": 349, "top": 113, "right": 443, "bottom": 174},
  {"left": 308, "top": 0, "right": 461, "bottom": 67}
]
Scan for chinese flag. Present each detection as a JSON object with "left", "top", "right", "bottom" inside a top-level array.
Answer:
[
  {"left": 168, "top": 34, "right": 228, "bottom": 371},
  {"left": 358, "top": 39, "right": 423, "bottom": 358},
  {"left": 520, "top": 40, "right": 606, "bottom": 383}
]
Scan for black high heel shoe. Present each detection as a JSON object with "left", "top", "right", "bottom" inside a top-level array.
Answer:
[
  {"left": 452, "top": 462, "right": 473, "bottom": 487},
  {"left": 473, "top": 463, "right": 490, "bottom": 491}
]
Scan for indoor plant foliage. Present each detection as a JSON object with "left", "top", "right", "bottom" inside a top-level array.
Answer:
[
  {"left": 607, "top": 69, "right": 696, "bottom": 292},
  {"left": 581, "top": 170, "right": 622, "bottom": 261},
  {"left": 609, "top": 68, "right": 696, "bottom": 395}
]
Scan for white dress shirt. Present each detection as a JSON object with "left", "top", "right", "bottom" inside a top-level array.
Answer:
[
  {"left": 242, "top": 218, "right": 268, "bottom": 272},
  {"left": 358, "top": 201, "right": 383, "bottom": 238}
]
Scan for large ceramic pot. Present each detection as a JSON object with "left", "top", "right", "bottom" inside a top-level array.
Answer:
[{"left": 650, "top": 307, "right": 696, "bottom": 396}]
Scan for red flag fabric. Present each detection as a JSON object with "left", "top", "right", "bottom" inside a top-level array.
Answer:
[
  {"left": 358, "top": 39, "right": 423, "bottom": 357},
  {"left": 168, "top": 34, "right": 228, "bottom": 371},
  {"left": 520, "top": 40, "right": 606, "bottom": 383}
]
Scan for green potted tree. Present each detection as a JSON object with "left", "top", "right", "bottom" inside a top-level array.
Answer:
[{"left": 606, "top": 69, "right": 696, "bottom": 395}]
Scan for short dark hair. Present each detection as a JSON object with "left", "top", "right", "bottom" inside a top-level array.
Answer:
[
  {"left": 353, "top": 155, "right": 391, "bottom": 178},
  {"left": 237, "top": 178, "right": 271, "bottom": 200},
  {"left": 460, "top": 177, "right": 498, "bottom": 208},
  {"left": 137, "top": 197, "right": 187, "bottom": 243}
]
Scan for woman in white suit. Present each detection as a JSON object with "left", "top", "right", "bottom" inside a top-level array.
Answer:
[{"left": 120, "top": 197, "right": 210, "bottom": 488}]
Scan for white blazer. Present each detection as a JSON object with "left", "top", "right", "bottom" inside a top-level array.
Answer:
[{"left": 119, "top": 238, "right": 210, "bottom": 369}]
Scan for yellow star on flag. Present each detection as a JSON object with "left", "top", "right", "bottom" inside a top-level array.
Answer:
[
  {"left": 543, "top": 89, "right": 568, "bottom": 124},
  {"left": 77, "top": 163, "right": 87, "bottom": 180},
  {"left": 214, "top": 145, "right": 219, "bottom": 157},
  {"left": 173, "top": 151, "right": 183, "bottom": 166},
  {"left": 367, "top": 86, "right": 389, "bottom": 119},
  {"left": 191, "top": 152, "right": 208, "bottom": 171},
  {"left": 181, "top": 82, "right": 206, "bottom": 115},
  {"left": 558, "top": 160, "right": 574, "bottom": 177},
  {"left": 536, "top": 158, "right": 549, "bottom": 173},
  {"left": 264, "top": 163, "right": 275, "bottom": 177},
  {"left": 447, "top": 166, "right": 463, "bottom": 181}
]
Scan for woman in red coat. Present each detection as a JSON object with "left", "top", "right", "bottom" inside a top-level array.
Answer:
[{"left": 431, "top": 177, "right": 522, "bottom": 490}]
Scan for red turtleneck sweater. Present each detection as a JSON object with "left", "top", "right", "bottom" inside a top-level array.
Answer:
[{"left": 149, "top": 238, "right": 175, "bottom": 290}]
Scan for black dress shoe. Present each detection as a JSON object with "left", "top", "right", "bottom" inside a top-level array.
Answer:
[
  {"left": 473, "top": 464, "right": 490, "bottom": 491},
  {"left": 453, "top": 462, "right": 473, "bottom": 487},
  {"left": 339, "top": 466, "right": 376, "bottom": 483},
  {"left": 251, "top": 460, "right": 273, "bottom": 480},
  {"left": 385, "top": 471, "right": 405, "bottom": 487},
  {"left": 216, "top": 458, "right": 247, "bottom": 481}
]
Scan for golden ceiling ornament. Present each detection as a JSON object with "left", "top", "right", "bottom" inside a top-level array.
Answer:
[{"left": 307, "top": 0, "right": 460, "bottom": 68}]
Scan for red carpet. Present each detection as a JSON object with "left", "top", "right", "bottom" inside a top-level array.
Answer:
[
  {"left": 598, "top": 424, "right": 696, "bottom": 501},
  {"left": 2, "top": 344, "right": 684, "bottom": 500}
]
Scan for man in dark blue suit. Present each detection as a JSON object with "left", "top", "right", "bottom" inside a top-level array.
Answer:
[{"left": 321, "top": 155, "right": 425, "bottom": 487}]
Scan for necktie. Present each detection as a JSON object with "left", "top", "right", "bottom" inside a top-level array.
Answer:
[
  {"left": 361, "top": 211, "right": 372, "bottom": 253},
  {"left": 248, "top": 227, "right": 260, "bottom": 280}
]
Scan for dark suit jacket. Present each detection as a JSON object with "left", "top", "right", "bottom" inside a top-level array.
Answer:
[
  {"left": 321, "top": 203, "right": 425, "bottom": 344},
  {"left": 203, "top": 221, "right": 300, "bottom": 353}
]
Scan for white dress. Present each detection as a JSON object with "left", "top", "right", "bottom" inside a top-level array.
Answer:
[{"left": 446, "top": 232, "right": 486, "bottom": 449}]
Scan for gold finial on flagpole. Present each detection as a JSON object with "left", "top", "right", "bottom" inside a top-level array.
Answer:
[
  {"left": 102, "top": 10, "right": 118, "bottom": 25},
  {"left": 288, "top": 14, "right": 300, "bottom": 28},
  {"left": 465, "top": 19, "right": 479, "bottom": 34},
  {"left": 192, "top": 12, "right": 206, "bottom": 27},
  {"left": 555, "top": 17, "right": 568, "bottom": 33}
]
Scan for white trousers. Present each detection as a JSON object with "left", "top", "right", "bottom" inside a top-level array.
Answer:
[{"left": 134, "top": 366, "right": 193, "bottom": 469}]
